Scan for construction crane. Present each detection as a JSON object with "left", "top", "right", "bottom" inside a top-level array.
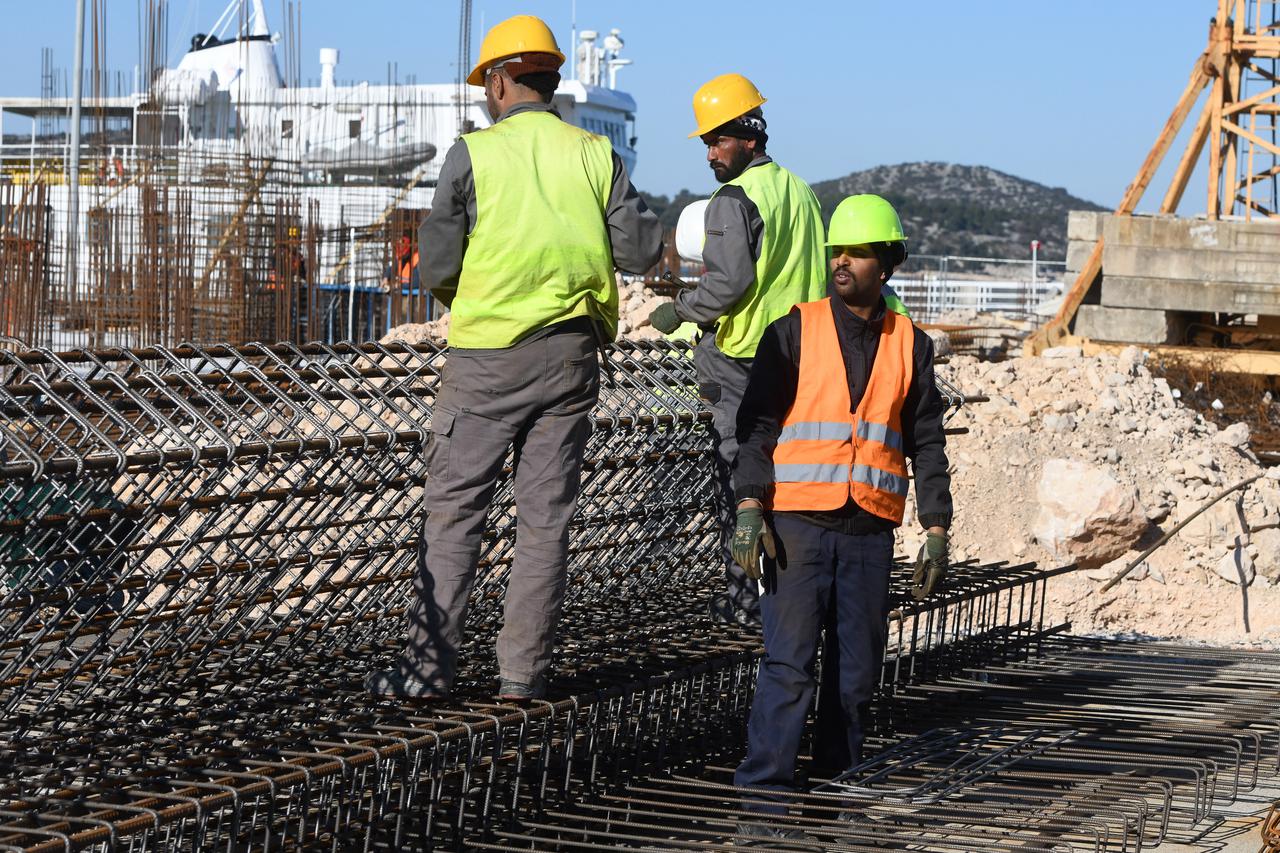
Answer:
[{"left": 1028, "top": 0, "right": 1280, "bottom": 354}]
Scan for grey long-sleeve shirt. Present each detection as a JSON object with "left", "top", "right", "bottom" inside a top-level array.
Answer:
[
  {"left": 671, "top": 155, "right": 771, "bottom": 325},
  {"left": 418, "top": 101, "right": 663, "bottom": 308}
]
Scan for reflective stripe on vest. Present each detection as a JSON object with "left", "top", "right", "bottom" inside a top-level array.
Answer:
[
  {"left": 856, "top": 419, "right": 903, "bottom": 452},
  {"left": 450, "top": 111, "right": 617, "bottom": 348},
  {"left": 712, "top": 162, "right": 827, "bottom": 359},
  {"left": 777, "top": 421, "right": 851, "bottom": 443},
  {"left": 769, "top": 298, "right": 916, "bottom": 524}
]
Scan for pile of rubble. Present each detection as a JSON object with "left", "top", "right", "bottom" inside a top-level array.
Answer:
[
  {"left": 377, "top": 276, "right": 670, "bottom": 348},
  {"left": 930, "top": 345, "right": 1280, "bottom": 646}
]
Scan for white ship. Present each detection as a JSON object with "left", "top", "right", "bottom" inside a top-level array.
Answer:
[{"left": 0, "top": 0, "right": 641, "bottom": 347}]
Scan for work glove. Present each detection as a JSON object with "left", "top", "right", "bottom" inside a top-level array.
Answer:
[
  {"left": 648, "top": 302, "right": 681, "bottom": 334},
  {"left": 731, "top": 506, "right": 777, "bottom": 580},
  {"left": 911, "top": 531, "right": 949, "bottom": 600}
]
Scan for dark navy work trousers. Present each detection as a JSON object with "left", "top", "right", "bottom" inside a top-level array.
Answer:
[{"left": 733, "top": 514, "right": 893, "bottom": 807}]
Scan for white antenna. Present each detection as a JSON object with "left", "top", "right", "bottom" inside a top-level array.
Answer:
[{"left": 570, "top": 0, "right": 577, "bottom": 81}]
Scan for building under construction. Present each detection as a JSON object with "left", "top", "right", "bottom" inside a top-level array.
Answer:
[{"left": 0, "top": 0, "right": 639, "bottom": 350}]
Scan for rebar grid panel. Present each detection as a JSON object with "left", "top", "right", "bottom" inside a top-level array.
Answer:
[
  {"left": 0, "top": 334, "right": 1062, "bottom": 851},
  {"left": 0, "top": 340, "right": 717, "bottom": 718},
  {"left": 484, "top": 639, "right": 1280, "bottom": 852},
  {"left": 0, "top": 558, "right": 1054, "bottom": 853}
]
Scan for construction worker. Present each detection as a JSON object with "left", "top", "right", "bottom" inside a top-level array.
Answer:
[
  {"left": 383, "top": 233, "right": 419, "bottom": 292},
  {"left": 647, "top": 74, "right": 825, "bottom": 627},
  {"left": 729, "top": 195, "right": 952, "bottom": 826},
  {"left": 366, "top": 14, "right": 662, "bottom": 700}
]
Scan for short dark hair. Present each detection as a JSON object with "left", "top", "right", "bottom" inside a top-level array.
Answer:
[
  {"left": 514, "top": 71, "right": 560, "bottom": 102},
  {"left": 873, "top": 241, "right": 908, "bottom": 282}
]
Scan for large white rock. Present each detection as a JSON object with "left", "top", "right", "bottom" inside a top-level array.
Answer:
[
  {"left": 1254, "top": 528, "right": 1280, "bottom": 580},
  {"left": 1214, "top": 422, "right": 1251, "bottom": 449},
  {"left": 1214, "top": 546, "right": 1255, "bottom": 586},
  {"left": 1033, "top": 459, "right": 1149, "bottom": 569},
  {"left": 1177, "top": 495, "right": 1246, "bottom": 550},
  {"left": 925, "top": 328, "right": 953, "bottom": 358}
]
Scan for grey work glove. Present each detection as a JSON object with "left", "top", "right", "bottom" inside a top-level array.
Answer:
[
  {"left": 911, "top": 531, "right": 949, "bottom": 600},
  {"left": 731, "top": 506, "right": 776, "bottom": 581},
  {"left": 648, "top": 302, "right": 681, "bottom": 334}
]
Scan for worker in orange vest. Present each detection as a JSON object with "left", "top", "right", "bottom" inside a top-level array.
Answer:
[
  {"left": 728, "top": 195, "right": 952, "bottom": 833},
  {"left": 386, "top": 234, "right": 419, "bottom": 290}
]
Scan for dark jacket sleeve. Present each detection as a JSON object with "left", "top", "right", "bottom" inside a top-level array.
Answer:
[
  {"left": 903, "top": 329, "right": 953, "bottom": 530},
  {"left": 675, "top": 186, "right": 763, "bottom": 324},
  {"left": 606, "top": 151, "right": 664, "bottom": 273},
  {"left": 733, "top": 311, "right": 801, "bottom": 502},
  {"left": 418, "top": 141, "right": 474, "bottom": 307}
]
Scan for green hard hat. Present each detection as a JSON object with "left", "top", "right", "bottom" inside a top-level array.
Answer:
[{"left": 825, "top": 194, "right": 907, "bottom": 246}]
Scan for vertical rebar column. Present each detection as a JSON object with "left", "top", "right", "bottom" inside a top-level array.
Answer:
[{"left": 67, "top": 0, "right": 87, "bottom": 320}]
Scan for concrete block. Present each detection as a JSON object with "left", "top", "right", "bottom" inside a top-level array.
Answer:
[
  {"left": 1103, "top": 213, "right": 1280, "bottom": 256},
  {"left": 1101, "top": 275, "right": 1280, "bottom": 315},
  {"left": 1082, "top": 213, "right": 1280, "bottom": 316},
  {"left": 1066, "top": 239, "right": 1094, "bottom": 274},
  {"left": 1075, "top": 305, "right": 1179, "bottom": 344},
  {"left": 1067, "top": 210, "right": 1103, "bottom": 243},
  {"left": 1101, "top": 243, "right": 1280, "bottom": 284}
]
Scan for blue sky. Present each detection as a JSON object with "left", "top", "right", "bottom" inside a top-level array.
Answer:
[{"left": 0, "top": 1, "right": 1224, "bottom": 212}]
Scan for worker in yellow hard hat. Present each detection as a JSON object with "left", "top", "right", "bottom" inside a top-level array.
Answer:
[
  {"left": 647, "top": 73, "right": 826, "bottom": 628},
  {"left": 729, "top": 195, "right": 952, "bottom": 832},
  {"left": 368, "top": 14, "right": 663, "bottom": 702}
]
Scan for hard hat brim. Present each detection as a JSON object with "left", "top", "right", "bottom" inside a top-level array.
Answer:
[
  {"left": 823, "top": 236, "right": 909, "bottom": 246},
  {"left": 687, "top": 94, "right": 768, "bottom": 139},
  {"left": 467, "top": 48, "right": 567, "bottom": 87}
]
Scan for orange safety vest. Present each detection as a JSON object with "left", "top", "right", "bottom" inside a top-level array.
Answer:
[
  {"left": 398, "top": 250, "right": 419, "bottom": 285},
  {"left": 770, "top": 299, "right": 915, "bottom": 524}
]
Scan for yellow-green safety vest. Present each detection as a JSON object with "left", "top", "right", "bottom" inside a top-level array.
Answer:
[
  {"left": 713, "top": 162, "right": 826, "bottom": 358},
  {"left": 450, "top": 111, "right": 617, "bottom": 348}
]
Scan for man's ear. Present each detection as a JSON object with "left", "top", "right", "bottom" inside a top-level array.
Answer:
[{"left": 487, "top": 71, "right": 505, "bottom": 101}]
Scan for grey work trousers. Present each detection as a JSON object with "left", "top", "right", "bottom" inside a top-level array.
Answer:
[
  {"left": 399, "top": 326, "right": 599, "bottom": 688},
  {"left": 692, "top": 331, "right": 759, "bottom": 618}
]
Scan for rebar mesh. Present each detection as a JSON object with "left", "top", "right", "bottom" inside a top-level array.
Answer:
[{"left": 2, "top": 338, "right": 1276, "bottom": 852}]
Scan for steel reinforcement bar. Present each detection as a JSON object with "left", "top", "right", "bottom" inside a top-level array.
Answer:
[
  {"left": 0, "top": 338, "right": 1050, "bottom": 851},
  {"left": 485, "top": 639, "right": 1280, "bottom": 852}
]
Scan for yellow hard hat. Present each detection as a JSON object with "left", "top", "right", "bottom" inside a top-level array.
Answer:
[
  {"left": 688, "top": 73, "right": 767, "bottom": 139},
  {"left": 467, "top": 15, "right": 566, "bottom": 86}
]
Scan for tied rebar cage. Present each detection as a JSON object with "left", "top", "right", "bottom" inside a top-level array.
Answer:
[
  {"left": 0, "top": 339, "right": 741, "bottom": 850},
  {"left": 2, "top": 336, "right": 1275, "bottom": 852},
  {"left": 0, "top": 340, "right": 721, "bottom": 715}
]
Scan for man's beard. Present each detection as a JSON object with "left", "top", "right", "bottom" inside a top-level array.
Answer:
[{"left": 710, "top": 150, "right": 750, "bottom": 183}]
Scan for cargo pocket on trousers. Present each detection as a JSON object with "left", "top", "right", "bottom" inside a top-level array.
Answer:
[
  {"left": 562, "top": 353, "right": 598, "bottom": 393},
  {"left": 426, "top": 407, "right": 456, "bottom": 481}
]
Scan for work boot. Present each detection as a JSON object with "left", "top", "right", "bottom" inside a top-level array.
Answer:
[
  {"left": 496, "top": 676, "right": 547, "bottom": 700},
  {"left": 365, "top": 668, "right": 450, "bottom": 700}
]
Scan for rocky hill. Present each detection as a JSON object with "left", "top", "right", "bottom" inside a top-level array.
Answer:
[
  {"left": 810, "top": 162, "right": 1105, "bottom": 261},
  {"left": 640, "top": 162, "right": 1104, "bottom": 263}
]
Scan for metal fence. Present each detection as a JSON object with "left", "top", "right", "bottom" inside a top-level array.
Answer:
[{"left": 891, "top": 254, "right": 1066, "bottom": 322}]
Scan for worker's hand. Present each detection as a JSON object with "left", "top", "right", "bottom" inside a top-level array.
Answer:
[
  {"left": 911, "top": 530, "right": 948, "bottom": 600},
  {"left": 648, "top": 302, "right": 681, "bottom": 334},
  {"left": 731, "top": 505, "right": 776, "bottom": 580}
]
